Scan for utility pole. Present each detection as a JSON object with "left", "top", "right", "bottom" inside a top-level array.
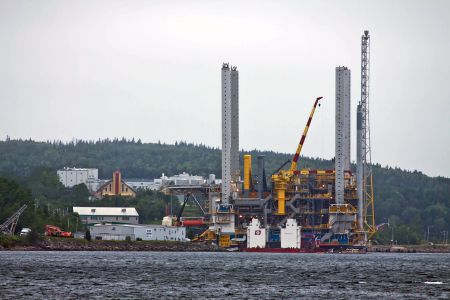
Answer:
[
  {"left": 391, "top": 225, "right": 394, "bottom": 246},
  {"left": 443, "top": 230, "right": 449, "bottom": 244}
]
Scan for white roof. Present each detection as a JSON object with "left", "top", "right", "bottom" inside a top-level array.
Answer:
[
  {"left": 59, "top": 167, "right": 98, "bottom": 171},
  {"left": 73, "top": 207, "right": 139, "bottom": 217},
  {"left": 92, "top": 223, "right": 179, "bottom": 229}
]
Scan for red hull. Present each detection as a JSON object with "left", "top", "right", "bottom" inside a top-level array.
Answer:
[
  {"left": 181, "top": 220, "right": 205, "bottom": 226},
  {"left": 243, "top": 248, "right": 325, "bottom": 253}
]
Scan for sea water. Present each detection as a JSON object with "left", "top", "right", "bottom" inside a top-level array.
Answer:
[{"left": 0, "top": 251, "right": 449, "bottom": 299}]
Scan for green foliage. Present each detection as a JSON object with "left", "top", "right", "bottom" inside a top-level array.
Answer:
[
  {"left": 372, "top": 165, "right": 450, "bottom": 244},
  {"left": 0, "top": 234, "right": 20, "bottom": 248},
  {"left": 0, "top": 139, "right": 449, "bottom": 244},
  {"left": 0, "top": 170, "right": 179, "bottom": 236},
  {"left": 1, "top": 162, "right": 94, "bottom": 236},
  {"left": 26, "top": 228, "right": 41, "bottom": 245},
  {"left": 85, "top": 229, "right": 91, "bottom": 241}
]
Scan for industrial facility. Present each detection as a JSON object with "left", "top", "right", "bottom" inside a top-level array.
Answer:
[
  {"left": 89, "top": 223, "right": 186, "bottom": 242},
  {"left": 164, "top": 31, "right": 377, "bottom": 252}
]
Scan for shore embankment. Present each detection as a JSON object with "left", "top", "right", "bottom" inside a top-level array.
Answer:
[
  {"left": 2, "top": 235, "right": 449, "bottom": 253},
  {"left": 0, "top": 236, "right": 222, "bottom": 252},
  {"left": 368, "top": 244, "right": 450, "bottom": 253}
]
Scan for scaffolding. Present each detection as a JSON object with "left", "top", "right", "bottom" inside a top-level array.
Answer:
[{"left": 358, "top": 30, "right": 376, "bottom": 238}]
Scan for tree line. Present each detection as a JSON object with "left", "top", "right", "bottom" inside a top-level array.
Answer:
[
  {"left": 0, "top": 139, "right": 449, "bottom": 244},
  {"left": 0, "top": 168, "right": 180, "bottom": 235}
]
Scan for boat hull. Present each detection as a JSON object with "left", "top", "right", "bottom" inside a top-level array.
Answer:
[{"left": 243, "top": 248, "right": 325, "bottom": 253}]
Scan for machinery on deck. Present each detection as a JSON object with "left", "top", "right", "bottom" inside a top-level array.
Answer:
[
  {"left": 271, "top": 96, "right": 323, "bottom": 216},
  {"left": 162, "top": 192, "right": 207, "bottom": 228},
  {"left": 195, "top": 95, "right": 373, "bottom": 251},
  {"left": 167, "top": 31, "right": 377, "bottom": 251}
]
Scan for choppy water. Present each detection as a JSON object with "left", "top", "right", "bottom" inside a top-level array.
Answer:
[{"left": 0, "top": 251, "right": 449, "bottom": 299}]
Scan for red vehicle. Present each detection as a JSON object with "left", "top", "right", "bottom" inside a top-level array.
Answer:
[{"left": 45, "top": 225, "right": 73, "bottom": 238}]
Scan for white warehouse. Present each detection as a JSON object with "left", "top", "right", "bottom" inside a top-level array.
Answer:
[
  {"left": 73, "top": 207, "right": 139, "bottom": 226},
  {"left": 57, "top": 167, "right": 98, "bottom": 188},
  {"left": 89, "top": 224, "right": 186, "bottom": 241}
]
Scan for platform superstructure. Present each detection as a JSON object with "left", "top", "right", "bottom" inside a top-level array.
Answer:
[{"left": 168, "top": 35, "right": 377, "bottom": 251}]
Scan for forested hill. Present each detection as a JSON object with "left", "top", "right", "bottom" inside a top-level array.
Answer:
[
  {"left": 0, "top": 139, "right": 449, "bottom": 244},
  {"left": 0, "top": 139, "right": 335, "bottom": 178}
]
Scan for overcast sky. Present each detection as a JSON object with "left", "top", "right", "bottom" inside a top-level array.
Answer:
[{"left": 0, "top": 0, "right": 449, "bottom": 178}]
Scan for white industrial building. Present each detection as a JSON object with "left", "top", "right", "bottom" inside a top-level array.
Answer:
[
  {"left": 57, "top": 167, "right": 98, "bottom": 188},
  {"left": 123, "top": 179, "right": 154, "bottom": 191},
  {"left": 165, "top": 172, "right": 205, "bottom": 185},
  {"left": 152, "top": 172, "right": 208, "bottom": 189},
  {"left": 221, "top": 63, "right": 239, "bottom": 203},
  {"left": 335, "top": 66, "right": 351, "bottom": 204},
  {"left": 89, "top": 224, "right": 186, "bottom": 241},
  {"left": 73, "top": 207, "right": 139, "bottom": 226}
]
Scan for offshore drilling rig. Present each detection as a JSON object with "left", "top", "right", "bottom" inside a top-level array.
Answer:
[{"left": 191, "top": 31, "right": 376, "bottom": 251}]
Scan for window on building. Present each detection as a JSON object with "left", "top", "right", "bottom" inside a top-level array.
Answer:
[{"left": 122, "top": 216, "right": 130, "bottom": 221}]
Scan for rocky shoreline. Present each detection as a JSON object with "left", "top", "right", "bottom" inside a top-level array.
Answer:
[
  {"left": 368, "top": 244, "right": 450, "bottom": 253},
  {"left": 0, "top": 237, "right": 223, "bottom": 252},
  {"left": 2, "top": 237, "right": 449, "bottom": 253}
]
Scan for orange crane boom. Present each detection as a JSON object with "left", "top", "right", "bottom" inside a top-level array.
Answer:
[
  {"left": 290, "top": 96, "right": 323, "bottom": 172},
  {"left": 272, "top": 96, "right": 323, "bottom": 215}
]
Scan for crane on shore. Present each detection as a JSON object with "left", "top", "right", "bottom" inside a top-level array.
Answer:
[{"left": 0, "top": 205, "right": 27, "bottom": 235}]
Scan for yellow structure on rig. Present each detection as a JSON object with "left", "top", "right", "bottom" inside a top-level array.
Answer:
[
  {"left": 243, "top": 154, "right": 252, "bottom": 197},
  {"left": 271, "top": 96, "right": 323, "bottom": 215}
]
